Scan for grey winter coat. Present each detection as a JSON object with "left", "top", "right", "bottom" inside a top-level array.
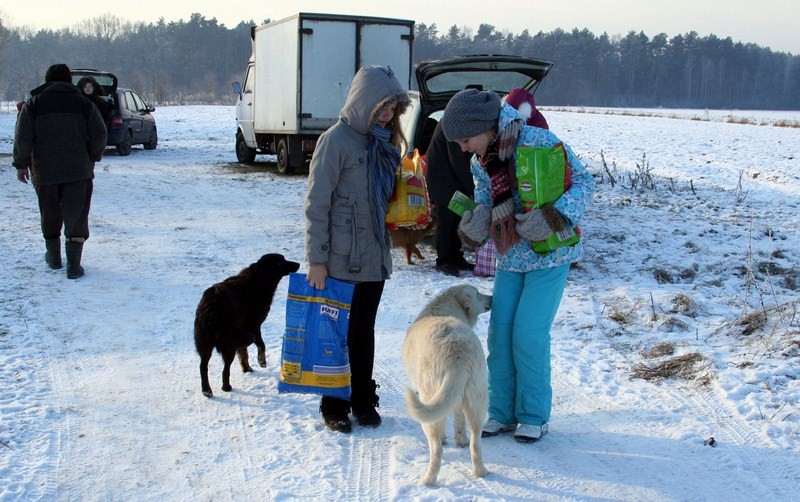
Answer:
[
  {"left": 304, "top": 66, "right": 410, "bottom": 282},
  {"left": 13, "top": 82, "right": 107, "bottom": 186}
]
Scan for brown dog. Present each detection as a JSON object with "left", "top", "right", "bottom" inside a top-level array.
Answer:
[
  {"left": 390, "top": 215, "right": 437, "bottom": 265},
  {"left": 194, "top": 253, "right": 299, "bottom": 397}
]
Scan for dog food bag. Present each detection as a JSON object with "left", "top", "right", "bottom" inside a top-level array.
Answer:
[
  {"left": 385, "top": 149, "right": 431, "bottom": 229},
  {"left": 279, "top": 273, "right": 354, "bottom": 400},
  {"left": 447, "top": 190, "right": 477, "bottom": 217},
  {"left": 516, "top": 144, "right": 580, "bottom": 253}
]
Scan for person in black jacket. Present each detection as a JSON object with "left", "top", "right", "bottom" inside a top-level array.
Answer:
[
  {"left": 13, "top": 63, "right": 107, "bottom": 279},
  {"left": 424, "top": 120, "right": 475, "bottom": 276}
]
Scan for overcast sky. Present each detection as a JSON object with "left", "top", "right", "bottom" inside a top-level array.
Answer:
[{"left": 2, "top": 0, "right": 799, "bottom": 54}]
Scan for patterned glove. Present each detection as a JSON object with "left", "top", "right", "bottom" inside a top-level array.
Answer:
[
  {"left": 458, "top": 204, "right": 492, "bottom": 248},
  {"left": 515, "top": 205, "right": 567, "bottom": 241}
]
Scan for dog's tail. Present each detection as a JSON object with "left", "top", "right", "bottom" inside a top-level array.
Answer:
[{"left": 404, "top": 367, "right": 469, "bottom": 424}]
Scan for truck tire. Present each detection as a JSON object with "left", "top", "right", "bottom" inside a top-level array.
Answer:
[
  {"left": 276, "top": 138, "right": 295, "bottom": 175},
  {"left": 236, "top": 131, "right": 256, "bottom": 164}
]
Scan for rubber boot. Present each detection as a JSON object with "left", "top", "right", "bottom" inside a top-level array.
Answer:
[
  {"left": 351, "top": 380, "right": 381, "bottom": 427},
  {"left": 45, "top": 238, "right": 62, "bottom": 269},
  {"left": 65, "top": 240, "right": 85, "bottom": 279}
]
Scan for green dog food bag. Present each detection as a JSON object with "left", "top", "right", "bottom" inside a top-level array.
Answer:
[{"left": 516, "top": 144, "right": 580, "bottom": 253}]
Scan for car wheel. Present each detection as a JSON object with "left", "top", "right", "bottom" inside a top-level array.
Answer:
[
  {"left": 236, "top": 131, "right": 256, "bottom": 164},
  {"left": 117, "top": 131, "right": 133, "bottom": 156},
  {"left": 276, "top": 138, "right": 294, "bottom": 175},
  {"left": 143, "top": 127, "right": 158, "bottom": 150}
]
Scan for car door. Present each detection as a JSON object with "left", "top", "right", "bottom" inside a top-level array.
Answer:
[{"left": 128, "top": 91, "right": 155, "bottom": 143}]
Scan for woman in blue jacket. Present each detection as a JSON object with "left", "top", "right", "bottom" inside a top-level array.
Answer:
[{"left": 440, "top": 89, "right": 594, "bottom": 442}]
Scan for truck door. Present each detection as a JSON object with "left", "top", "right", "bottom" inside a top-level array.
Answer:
[
  {"left": 359, "top": 23, "right": 413, "bottom": 90},
  {"left": 299, "top": 20, "right": 358, "bottom": 131},
  {"left": 236, "top": 64, "right": 256, "bottom": 145}
]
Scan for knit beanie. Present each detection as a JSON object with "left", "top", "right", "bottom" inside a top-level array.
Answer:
[
  {"left": 504, "top": 88, "right": 534, "bottom": 121},
  {"left": 441, "top": 89, "right": 501, "bottom": 141},
  {"left": 504, "top": 87, "right": 549, "bottom": 130},
  {"left": 45, "top": 64, "right": 72, "bottom": 83}
]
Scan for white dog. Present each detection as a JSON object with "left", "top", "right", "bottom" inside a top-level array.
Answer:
[{"left": 402, "top": 284, "right": 492, "bottom": 485}]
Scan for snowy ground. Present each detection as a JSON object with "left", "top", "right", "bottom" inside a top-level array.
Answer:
[{"left": 1, "top": 105, "right": 798, "bottom": 501}]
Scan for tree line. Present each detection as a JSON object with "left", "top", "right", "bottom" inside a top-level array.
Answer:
[{"left": 1, "top": 13, "right": 798, "bottom": 110}]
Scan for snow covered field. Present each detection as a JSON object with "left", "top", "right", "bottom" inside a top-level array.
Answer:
[{"left": 1, "top": 105, "right": 798, "bottom": 501}]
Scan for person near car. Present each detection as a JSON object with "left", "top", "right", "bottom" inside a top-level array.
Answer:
[
  {"left": 424, "top": 120, "right": 474, "bottom": 276},
  {"left": 504, "top": 87, "right": 549, "bottom": 130},
  {"left": 304, "top": 65, "right": 410, "bottom": 433},
  {"left": 440, "top": 89, "right": 594, "bottom": 442},
  {"left": 77, "top": 76, "right": 113, "bottom": 123},
  {"left": 13, "top": 63, "right": 107, "bottom": 279}
]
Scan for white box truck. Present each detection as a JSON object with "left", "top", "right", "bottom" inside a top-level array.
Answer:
[{"left": 232, "top": 12, "right": 414, "bottom": 173}]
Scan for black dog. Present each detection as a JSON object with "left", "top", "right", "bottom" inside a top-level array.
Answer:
[{"left": 194, "top": 253, "right": 299, "bottom": 397}]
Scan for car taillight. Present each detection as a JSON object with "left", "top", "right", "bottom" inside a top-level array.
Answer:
[{"left": 111, "top": 116, "right": 123, "bottom": 127}]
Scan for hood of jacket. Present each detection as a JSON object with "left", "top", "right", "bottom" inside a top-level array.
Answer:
[
  {"left": 338, "top": 65, "right": 410, "bottom": 136},
  {"left": 497, "top": 101, "right": 526, "bottom": 139}
]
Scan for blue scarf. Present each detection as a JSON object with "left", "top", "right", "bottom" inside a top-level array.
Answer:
[{"left": 367, "top": 124, "right": 400, "bottom": 242}]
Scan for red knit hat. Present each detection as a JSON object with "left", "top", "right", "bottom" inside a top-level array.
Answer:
[
  {"left": 505, "top": 88, "right": 535, "bottom": 120},
  {"left": 504, "top": 87, "right": 549, "bottom": 130}
]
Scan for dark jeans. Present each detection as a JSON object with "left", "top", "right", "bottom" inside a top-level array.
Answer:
[
  {"left": 321, "top": 280, "right": 385, "bottom": 408},
  {"left": 35, "top": 179, "right": 93, "bottom": 240},
  {"left": 347, "top": 280, "right": 385, "bottom": 402}
]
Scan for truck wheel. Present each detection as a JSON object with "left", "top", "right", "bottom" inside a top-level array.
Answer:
[
  {"left": 236, "top": 131, "right": 256, "bottom": 164},
  {"left": 276, "top": 138, "right": 295, "bottom": 175}
]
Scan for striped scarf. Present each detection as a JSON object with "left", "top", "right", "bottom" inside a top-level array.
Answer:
[
  {"left": 478, "top": 118, "right": 524, "bottom": 255},
  {"left": 367, "top": 124, "right": 400, "bottom": 242}
]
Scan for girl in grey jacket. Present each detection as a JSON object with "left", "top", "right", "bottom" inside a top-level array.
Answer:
[{"left": 304, "top": 65, "right": 410, "bottom": 433}]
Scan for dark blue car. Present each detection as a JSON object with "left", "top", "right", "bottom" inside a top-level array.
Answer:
[{"left": 71, "top": 69, "right": 158, "bottom": 156}]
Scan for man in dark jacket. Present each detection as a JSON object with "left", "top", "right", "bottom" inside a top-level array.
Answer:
[
  {"left": 424, "top": 120, "right": 474, "bottom": 276},
  {"left": 13, "top": 63, "right": 107, "bottom": 279}
]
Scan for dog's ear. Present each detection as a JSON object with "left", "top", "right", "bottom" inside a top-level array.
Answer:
[{"left": 456, "top": 287, "right": 474, "bottom": 318}]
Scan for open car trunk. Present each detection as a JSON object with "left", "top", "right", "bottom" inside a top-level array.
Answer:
[{"left": 401, "top": 55, "right": 553, "bottom": 155}]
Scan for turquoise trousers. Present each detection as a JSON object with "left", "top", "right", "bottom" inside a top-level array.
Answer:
[{"left": 487, "top": 264, "right": 569, "bottom": 426}]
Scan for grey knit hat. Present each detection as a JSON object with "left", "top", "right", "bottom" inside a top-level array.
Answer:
[{"left": 441, "top": 89, "right": 502, "bottom": 141}]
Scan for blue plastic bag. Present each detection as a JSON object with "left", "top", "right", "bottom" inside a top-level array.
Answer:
[{"left": 278, "top": 273, "right": 354, "bottom": 399}]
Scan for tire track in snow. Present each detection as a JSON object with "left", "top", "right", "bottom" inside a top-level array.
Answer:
[{"left": 675, "top": 386, "right": 800, "bottom": 498}]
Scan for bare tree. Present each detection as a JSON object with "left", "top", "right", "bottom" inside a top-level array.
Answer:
[{"left": 74, "top": 13, "right": 127, "bottom": 42}]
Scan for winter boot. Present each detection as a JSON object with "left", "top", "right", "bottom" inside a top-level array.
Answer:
[
  {"left": 45, "top": 238, "right": 62, "bottom": 269},
  {"left": 320, "top": 396, "right": 352, "bottom": 433},
  {"left": 65, "top": 239, "right": 85, "bottom": 279},
  {"left": 351, "top": 380, "right": 381, "bottom": 427}
]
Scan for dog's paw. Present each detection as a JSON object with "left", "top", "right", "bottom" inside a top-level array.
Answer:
[{"left": 420, "top": 473, "right": 437, "bottom": 486}]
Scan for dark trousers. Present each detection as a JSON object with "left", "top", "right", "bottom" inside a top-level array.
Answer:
[
  {"left": 347, "top": 280, "right": 385, "bottom": 403},
  {"left": 35, "top": 179, "right": 93, "bottom": 240},
  {"left": 322, "top": 280, "right": 385, "bottom": 409},
  {"left": 433, "top": 203, "right": 464, "bottom": 266}
]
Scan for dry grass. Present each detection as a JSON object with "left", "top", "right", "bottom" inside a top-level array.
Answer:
[
  {"left": 737, "top": 310, "right": 769, "bottom": 336},
  {"left": 631, "top": 352, "right": 704, "bottom": 381},
  {"left": 642, "top": 342, "right": 675, "bottom": 359}
]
